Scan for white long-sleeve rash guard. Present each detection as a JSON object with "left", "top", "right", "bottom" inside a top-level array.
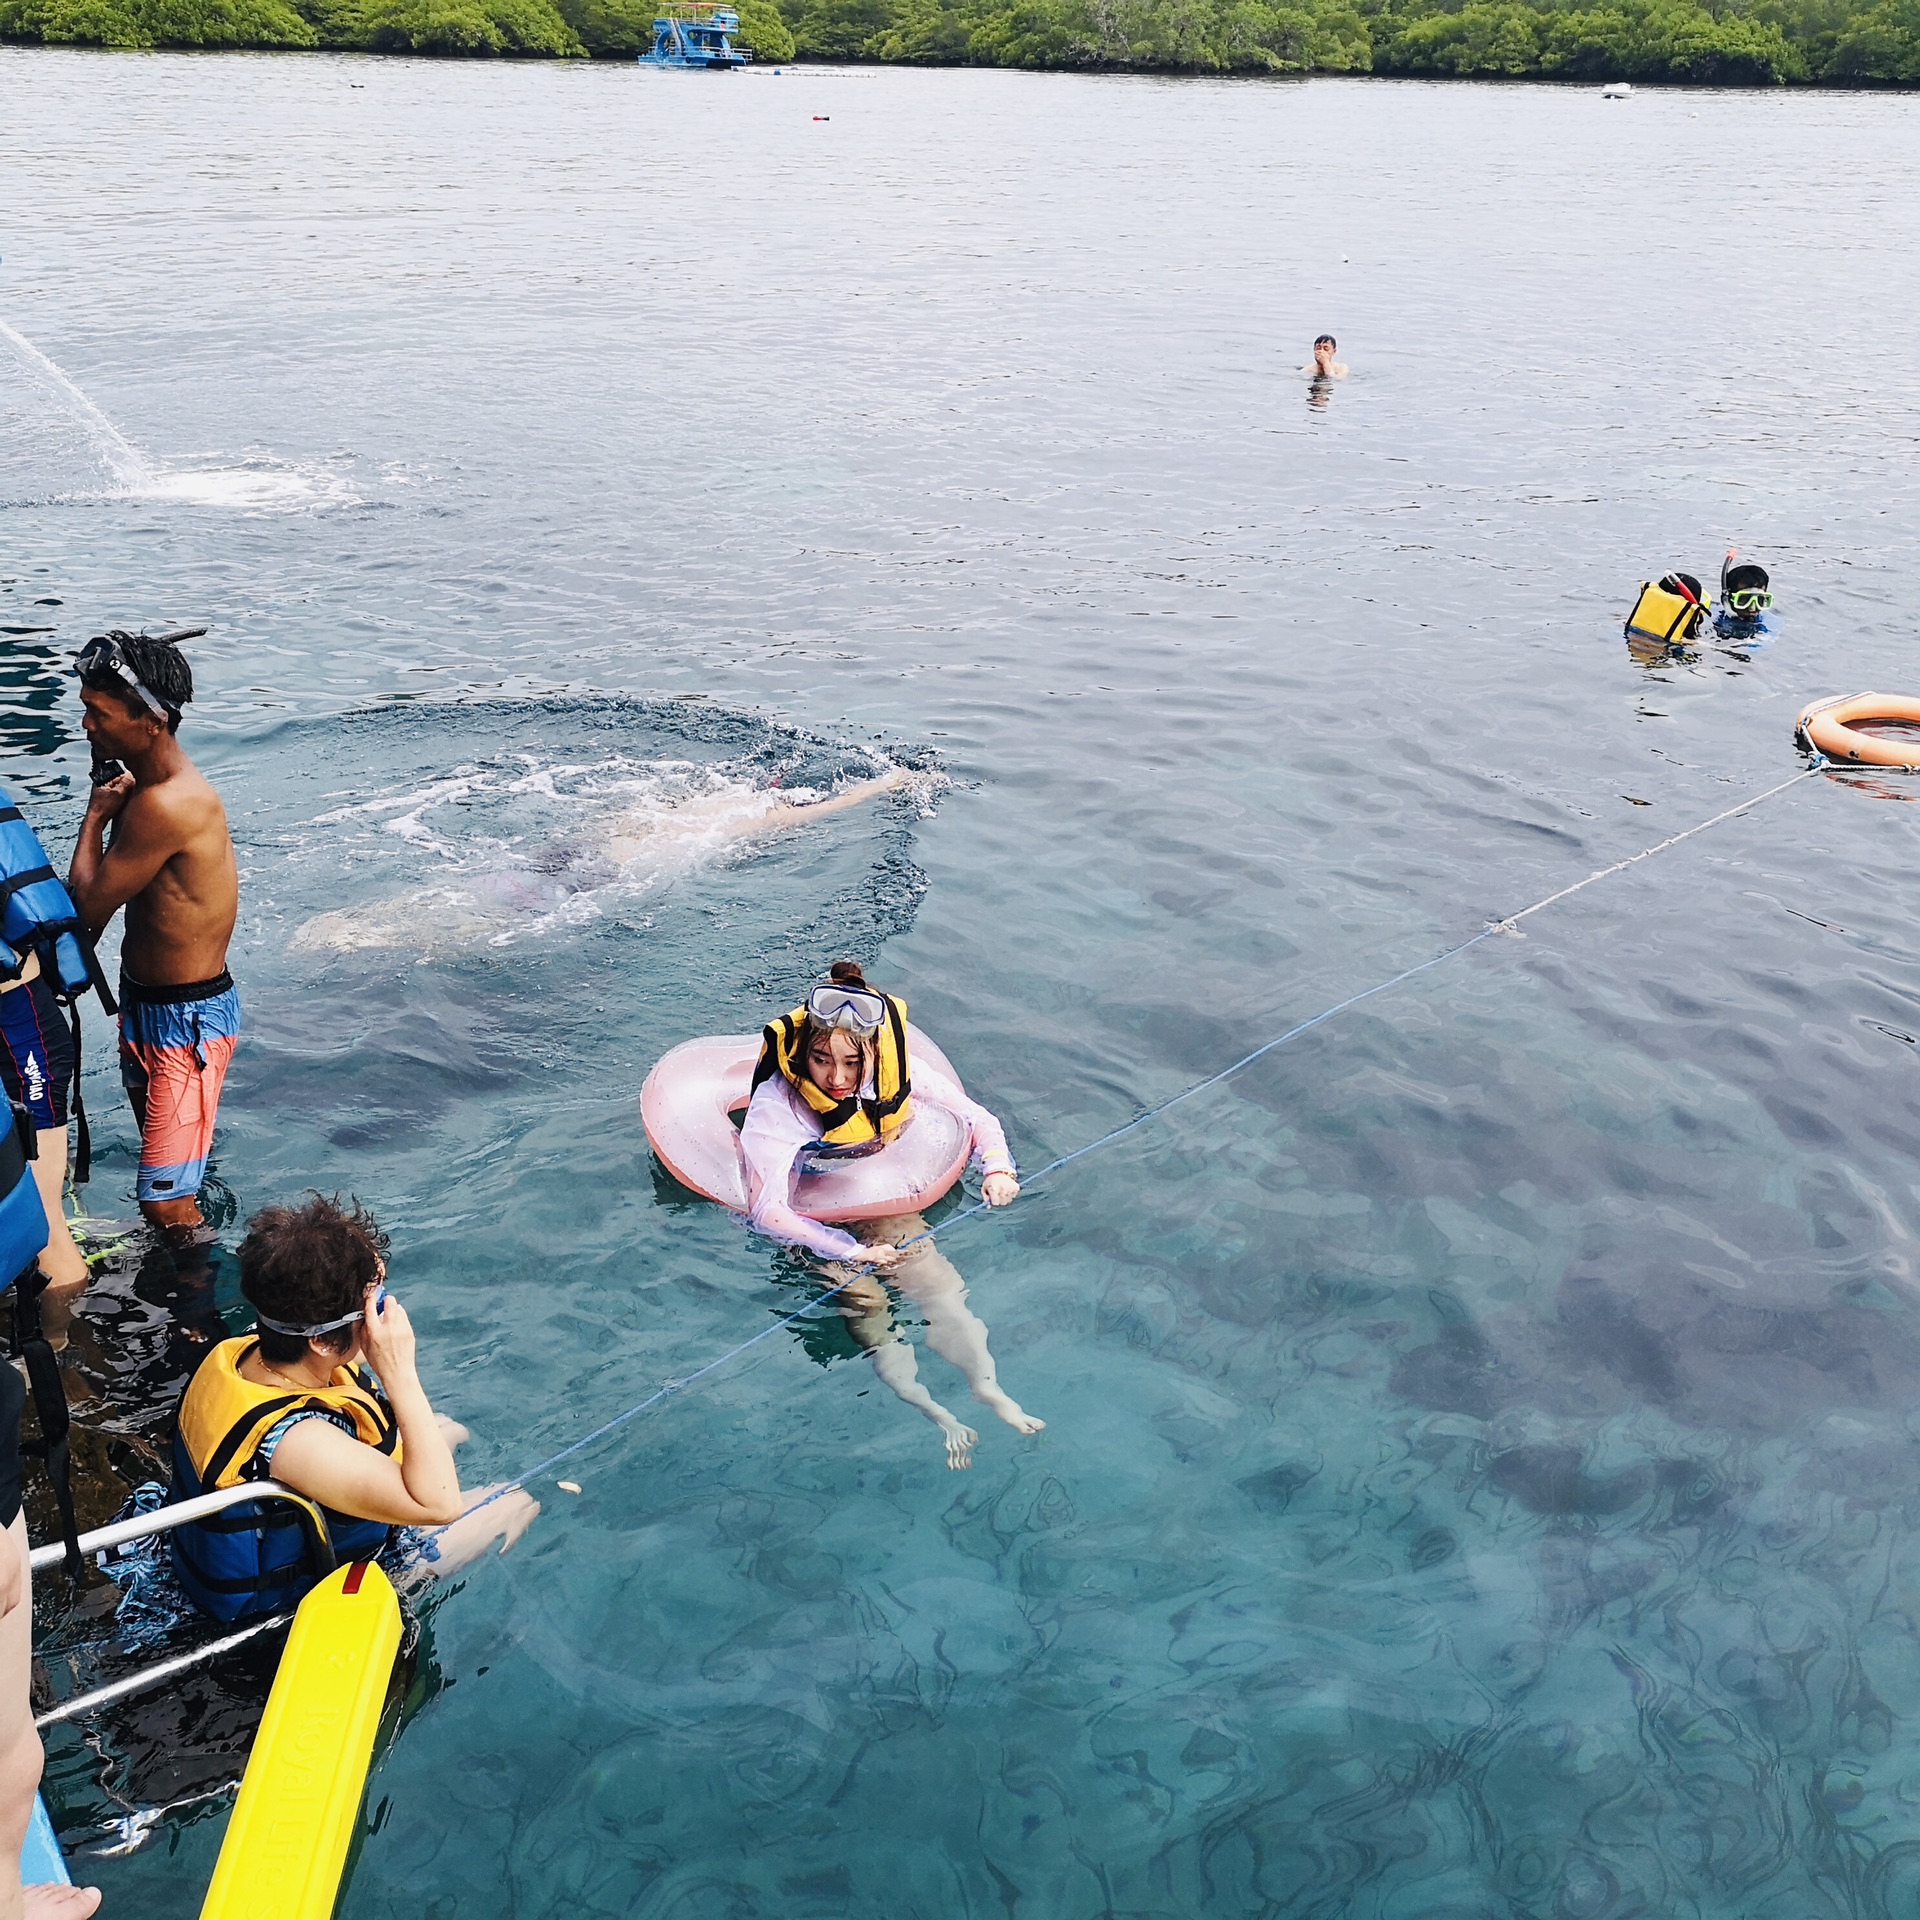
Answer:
[{"left": 738, "top": 1058, "right": 1016, "bottom": 1262}]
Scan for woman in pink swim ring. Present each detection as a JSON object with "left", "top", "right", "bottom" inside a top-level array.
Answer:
[{"left": 740, "top": 960, "right": 1044, "bottom": 1469}]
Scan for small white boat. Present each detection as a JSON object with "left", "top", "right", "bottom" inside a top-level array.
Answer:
[{"left": 1602, "top": 81, "right": 1633, "bottom": 98}]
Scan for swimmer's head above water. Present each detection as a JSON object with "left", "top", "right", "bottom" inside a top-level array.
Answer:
[
  {"left": 1719, "top": 553, "right": 1774, "bottom": 625},
  {"left": 1309, "top": 334, "right": 1348, "bottom": 379}
]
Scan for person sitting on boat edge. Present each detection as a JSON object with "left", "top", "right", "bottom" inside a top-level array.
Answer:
[
  {"left": 740, "top": 961, "right": 1019, "bottom": 1267},
  {"left": 168, "top": 1194, "right": 538, "bottom": 1624}
]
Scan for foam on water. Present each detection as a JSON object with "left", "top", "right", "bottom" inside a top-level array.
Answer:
[{"left": 127, "top": 459, "right": 354, "bottom": 511}]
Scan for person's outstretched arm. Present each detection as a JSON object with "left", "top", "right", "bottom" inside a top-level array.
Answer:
[
  {"left": 765, "top": 767, "right": 908, "bottom": 828},
  {"left": 268, "top": 1288, "right": 463, "bottom": 1527}
]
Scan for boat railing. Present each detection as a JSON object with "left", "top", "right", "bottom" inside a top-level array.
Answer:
[
  {"left": 29, "top": 1480, "right": 334, "bottom": 1575},
  {"left": 31, "top": 1483, "right": 337, "bottom": 1728}
]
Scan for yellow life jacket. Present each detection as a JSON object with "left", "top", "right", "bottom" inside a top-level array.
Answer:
[
  {"left": 1625, "top": 576, "right": 1708, "bottom": 646},
  {"left": 176, "top": 1336, "right": 399, "bottom": 1493},
  {"left": 170, "top": 1337, "right": 401, "bottom": 1623},
  {"left": 750, "top": 993, "right": 914, "bottom": 1147}
]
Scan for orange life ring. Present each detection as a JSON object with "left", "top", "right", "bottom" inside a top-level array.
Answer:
[{"left": 1797, "top": 692, "right": 1920, "bottom": 768}]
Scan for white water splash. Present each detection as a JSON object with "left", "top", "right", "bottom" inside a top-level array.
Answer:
[
  {"left": 3, "top": 319, "right": 355, "bottom": 510},
  {"left": 0, "top": 318, "right": 152, "bottom": 487},
  {"left": 135, "top": 461, "right": 344, "bottom": 510}
]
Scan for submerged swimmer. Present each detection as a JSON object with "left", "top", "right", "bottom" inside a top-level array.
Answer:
[
  {"left": 291, "top": 765, "right": 914, "bottom": 955},
  {"left": 743, "top": 961, "right": 1042, "bottom": 1468}
]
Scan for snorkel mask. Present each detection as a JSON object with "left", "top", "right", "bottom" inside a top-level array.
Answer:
[
  {"left": 806, "top": 980, "right": 888, "bottom": 1035},
  {"left": 74, "top": 630, "right": 189, "bottom": 726},
  {"left": 1720, "top": 558, "right": 1773, "bottom": 618}
]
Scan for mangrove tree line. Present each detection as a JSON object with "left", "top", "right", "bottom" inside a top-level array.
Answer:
[{"left": 3, "top": 0, "right": 1916, "bottom": 89}]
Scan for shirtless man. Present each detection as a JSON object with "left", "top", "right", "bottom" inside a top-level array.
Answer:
[
  {"left": 66, "top": 633, "right": 240, "bottom": 1268},
  {"left": 1303, "top": 334, "right": 1349, "bottom": 379}
]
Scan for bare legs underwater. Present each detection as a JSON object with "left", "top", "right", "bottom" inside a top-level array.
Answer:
[{"left": 821, "top": 1213, "right": 1044, "bottom": 1472}]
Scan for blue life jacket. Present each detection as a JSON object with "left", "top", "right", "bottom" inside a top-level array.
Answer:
[
  {"left": 169, "top": 1337, "right": 398, "bottom": 1623},
  {"left": 0, "top": 788, "right": 109, "bottom": 1010},
  {"left": 0, "top": 1101, "right": 50, "bottom": 1296},
  {"left": 0, "top": 785, "right": 113, "bottom": 1184}
]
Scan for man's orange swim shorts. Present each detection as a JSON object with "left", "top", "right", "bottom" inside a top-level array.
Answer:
[{"left": 118, "top": 970, "right": 242, "bottom": 1203}]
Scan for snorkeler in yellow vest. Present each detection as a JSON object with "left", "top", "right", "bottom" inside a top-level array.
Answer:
[
  {"left": 751, "top": 978, "right": 915, "bottom": 1153},
  {"left": 1624, "top": 571, "right": 1712, "bottom": 651}
]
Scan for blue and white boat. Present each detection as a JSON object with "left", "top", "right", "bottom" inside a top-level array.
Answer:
[{"left": 639, "top": 4, "right": 752, "bottom": 66}]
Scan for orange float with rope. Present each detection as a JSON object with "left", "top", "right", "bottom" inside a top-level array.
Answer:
[{"left": 1796, "top": 693, "right": 1920, "bottom": 770}]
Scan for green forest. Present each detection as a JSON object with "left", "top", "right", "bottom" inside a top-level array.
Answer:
[{"left": 3, "top": 0, "right": 1917, "bottom": 86}]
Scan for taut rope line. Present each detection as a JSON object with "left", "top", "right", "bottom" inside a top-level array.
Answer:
[{"left": 452, "top": 758, "right": 1829, "bottom": 1519}]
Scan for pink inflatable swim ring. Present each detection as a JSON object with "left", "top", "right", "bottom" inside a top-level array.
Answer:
[{"left": 641, "top": 1024, "right": 972, "bottom": 1224}]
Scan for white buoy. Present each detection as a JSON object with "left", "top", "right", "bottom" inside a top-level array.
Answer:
[{"left": 1602, "top": 81, "right": 1633, "bottom": 98}]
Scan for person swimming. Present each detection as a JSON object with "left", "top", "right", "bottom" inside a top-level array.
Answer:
[
  {"left": 741, "top": 961, "right": 1043, "bottom": 1468},
  {"left": 291, "top": 765, "right": 915, "bottom": 955},
  {"left": 1302, "top": 334, "right": 1348, "bottom": 379}
]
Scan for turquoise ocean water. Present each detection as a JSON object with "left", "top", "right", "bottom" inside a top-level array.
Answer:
[{"left": 7, "top": 50, "right": 1920, "bottom": 1916}]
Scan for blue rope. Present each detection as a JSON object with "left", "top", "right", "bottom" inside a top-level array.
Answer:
[{"left": 455, "top": 760, "right": 1829, "bottom": 1515}]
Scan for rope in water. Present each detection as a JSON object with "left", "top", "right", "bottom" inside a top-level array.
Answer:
[{"left": 452, "top": 756, "right": 1830, "bottom": 1521}]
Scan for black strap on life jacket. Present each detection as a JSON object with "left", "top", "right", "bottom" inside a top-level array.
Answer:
[
  {"left": 37, "top": 924, "right": 113, "bottom": 1187},
  {"left": 0, "top": 866, "right": 57, "bottom": 915},
  {"left": 871, "top": 996, "right": 913, "bottom": 1128},
  {"left": 200, "top": 1388, "right": 308, "bottom": 1493}
]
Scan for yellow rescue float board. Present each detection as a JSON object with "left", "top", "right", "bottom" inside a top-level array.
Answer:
[{"left": 200, "top": 1561, "right": 402, "bottom": 1920}]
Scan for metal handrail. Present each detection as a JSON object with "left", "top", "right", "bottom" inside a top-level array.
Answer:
[
  {"left": 36, "top": 1614, "right": 293, "bottom": 1729},
  {"left": 29, "top": 1481, "right": 333, "bottom": 1573},
  {"left": 30, "top": 1484, "right": 339, "bottom": 1726}
]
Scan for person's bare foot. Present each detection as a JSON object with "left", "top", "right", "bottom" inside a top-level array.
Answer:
[
  {"left": 939, "top": 1418, "right": 977, "bottom": 1470},
  {"left": 27, "top": 1885, "right": 103, "bottom": 1915},
  {"left": 979, "top": 1388, "right": 1045, "bottom": 1436}
]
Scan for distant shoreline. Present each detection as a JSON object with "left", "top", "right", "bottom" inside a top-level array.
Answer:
[{"left": 2, "top": 10, "right": 1914, "bottom": 90}]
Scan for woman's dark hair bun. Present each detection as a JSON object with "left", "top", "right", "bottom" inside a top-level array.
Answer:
[{"left": 828, "top": 959, "right": 868, "bottom": 987}]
